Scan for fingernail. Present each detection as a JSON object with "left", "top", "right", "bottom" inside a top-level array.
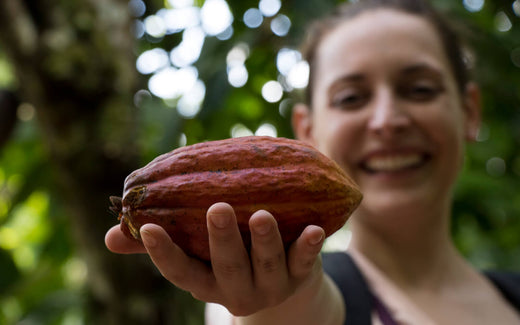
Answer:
[
  {"left": 210, "top": 212, "right": 230, "bottom": 229},
  {"left": 254, "top": 221, "right": 272, "bottom": 235},
  {"left": 141, "top": 228, "right": 157, "bottom": 248},
  {"left": 308, "top": 232, "right": 324, "bottom": 246}
]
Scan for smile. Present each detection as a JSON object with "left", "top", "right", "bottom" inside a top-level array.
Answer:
[{"left": 362, "top": 153, "right": 429, "bottom": 173}]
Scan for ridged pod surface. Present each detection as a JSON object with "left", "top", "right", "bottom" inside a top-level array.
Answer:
[{"left": 110, "top": 136, "right": 362, "bottom": 261}]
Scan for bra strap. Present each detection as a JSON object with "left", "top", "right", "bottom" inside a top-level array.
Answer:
[{"left": 322, "top": 252, "right": 373, "bottom": 325}]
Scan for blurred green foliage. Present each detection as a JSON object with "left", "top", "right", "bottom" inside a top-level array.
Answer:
[{"left": 0, "top": 0, "right": 519, "bottom": 324}]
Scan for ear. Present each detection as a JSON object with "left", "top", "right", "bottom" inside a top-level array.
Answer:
[
  {"left": 291, "top": 103, "right": 316, "bottom": 146},
  {"left": 462, "top": 82, "right": 481, "bottom": 142}
]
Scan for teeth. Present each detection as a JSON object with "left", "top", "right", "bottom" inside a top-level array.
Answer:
[{"left": 365, "top": 154, "right": 422, "bottom": 172}]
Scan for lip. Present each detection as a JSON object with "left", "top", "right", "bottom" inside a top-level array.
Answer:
[{"left": 359, "top": 148, "right": 432, "bottom": 174}]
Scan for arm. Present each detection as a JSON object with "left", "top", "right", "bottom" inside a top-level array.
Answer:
[{"left": 105, "top": 202, "right": 344, "bottom": 323}]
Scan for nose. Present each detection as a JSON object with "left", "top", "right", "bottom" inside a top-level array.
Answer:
[{"left": 367, "top": 88, "right": 411, "bottom": 136}]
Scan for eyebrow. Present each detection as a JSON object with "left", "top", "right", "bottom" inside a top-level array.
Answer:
[
  {"left": 330, "top": 73, "right": 366, "bottom": 85},
  {"left": 327, "top": 73, "right": 366, "bottom": 96},
  {"left": 326, "top": 63, "right": 445, "bottom": 96},
  {"left": 399, "top": 63, "right": 444, "bottom": 77}
]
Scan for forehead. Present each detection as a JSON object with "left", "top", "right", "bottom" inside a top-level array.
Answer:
[{"left": 314, "top": 9, "right": 451, "bottom": 85}]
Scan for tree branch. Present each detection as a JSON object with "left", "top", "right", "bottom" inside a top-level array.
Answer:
[{"left": 0, "top": 0, "right": 38, "bottom": 59}]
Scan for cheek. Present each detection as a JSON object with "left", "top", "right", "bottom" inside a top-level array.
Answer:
[
  {"left": 431, "top": 108, "right": 466, "bottom": 150},
  {"left": 442, "top": 119, "right": 467, "bottom": 173},
  {"left": 418, "top": 104, "right": 467, "bottom": 174},
  {"left": 312, "top": 112, "right": 362, "bottom": 172}
]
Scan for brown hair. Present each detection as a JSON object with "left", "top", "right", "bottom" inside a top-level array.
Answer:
[{"left": 300, "top": 0, "right": 472, "bottom": 106}]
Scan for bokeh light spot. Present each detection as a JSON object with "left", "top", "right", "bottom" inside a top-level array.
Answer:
[
  {"left": 463, "top": 0, "right": 484, "bottom": 12},
  {"left": 495, "top": 11, "right": 512, "bottom": 32},
  {"left": 276, "top": 48, "right": 301, "bottom": 76},
  {"left": 148, "top": 66, "right": 198, "bottom": 99},
  {"left": 162, "top": 7, "right": 200, "bottom": 33},
  {"left": 486, "top": 157, "right": 506, "bottom": 177},
  {"left": 62, "top": 258, "right": 88, "bottom": 289},
  {"left": 133, "top": 89, "right": 152, "bottom": 108},
  {"left": 270, "top": 14, "right": 291, "bottom": 36},
  {"left": 231, "top": 124, "right": 254, "bottom": 138},
  {"left": 255, "top": 123, "right": 277, "bottom": 137},
  {"left": 177, "top": 79, "right": 206, "bottom": 118},
  {"left": 261, "top": 81, "right": 283, "bottom": 103},
  {"left": 168, "top": 0, "right": 194, "bottom": 9},
  {"left": 0, "top": 227, "right": 20, "bottom": 250},
  {"left": 244, "top": 8, "right": 263, "bottom": 28},
  {"left": 179, "top": 133, "right": 187, "bottom": 147},
  {"left": 17, "top": 103, "right": 36, "bottom": 121},
  {"left": 259, "top": 0, "right": 281, "bottom": 17},
  {"left": 514, "top": 0, "right": 520, "bottom": 17},
  {"left": 227, "top": 65, "right": 248, "bottom": 88},
  {"left": 226, "top": 43, "right": 250, "bottom": 87},
  {"left": 227, "top": 43, "right": 249, "bottom": 66},
  {"left": 128, "top": 0, "right": 146, "bottom": 17},
  {"left": 287, "top": 61, "right": 309, "bottom": 89},
  {"left": 133, "top": 20, "right": 145, "bottom": 38},
  {"left": 148, "top": 68, "right": 177, "bottom": 99},
  {"left": 144, "top": 15, "right": 167, "bottom": 38},
  {"left": 136, "top": 48, "right": 169, "bottom": 74},
  {"left": 170, "top": 26, "right": 205, "bottom": 67},
  {"left": 1, "top": 297, "right": 22, "bottom": 324},
  {"left": 201, "top": 0, "right": 233, "bottom": 36},
  {"left": 278, "top": 98, "right": 293, "bottom": 117},
  {"left": 216, "top": 25, "right": 234, "bottom": 40}
]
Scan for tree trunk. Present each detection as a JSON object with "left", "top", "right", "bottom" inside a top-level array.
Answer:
[{"left": 0, "top": 0, "right": 203, "bottom": 323}]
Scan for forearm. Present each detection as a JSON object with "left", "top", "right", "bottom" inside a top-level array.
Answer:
[{"left": 234, "top": 273, "right": 345, "bottom": 325}]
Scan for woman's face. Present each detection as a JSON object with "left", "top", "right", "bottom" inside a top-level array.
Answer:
[{"left": 294, "top": 9, "right": 480, "bottom": 219}]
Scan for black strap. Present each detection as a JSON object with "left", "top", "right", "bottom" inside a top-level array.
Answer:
[
  {"left": 485, "top": 271, "right": 520, "bottom": 311},
  {"left": 323, "top": 252, "right": 520, "bottom": 325},
  {"left": 322, "top": 252, "right": 373, "bottom": 325}
]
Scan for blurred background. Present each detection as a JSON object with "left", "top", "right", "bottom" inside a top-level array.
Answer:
[{"left": 0, "top": 0, "right": 518, "bottom": 324}]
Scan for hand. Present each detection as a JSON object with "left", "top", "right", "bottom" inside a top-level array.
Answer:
[{"left": 105, "top": 202, "right": 326, "bottom": 316}]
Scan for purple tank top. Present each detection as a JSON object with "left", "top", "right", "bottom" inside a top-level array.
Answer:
[{"left": 371, "top": 292, "right": 399, "bottom": 325}]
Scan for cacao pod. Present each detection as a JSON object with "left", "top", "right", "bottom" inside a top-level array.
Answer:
[{"left": 110, "top": 136, "right": 362, "bottom": 261}]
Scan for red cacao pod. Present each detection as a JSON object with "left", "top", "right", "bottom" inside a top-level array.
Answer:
[{"left": 110, "top": 136, "right": 362, "bottom": 261}]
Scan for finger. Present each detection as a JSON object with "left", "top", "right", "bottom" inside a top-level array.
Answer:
[
  {"left": 249, "top": 210, "right": 288, "bottom": 299},
  {"left": 140, "top": 223, "right": 216, "bottom": 298},
  {"left": 207, "top": 203, "right": 253, "bottom": 294},
  {"left": 105, "top": 224, "right": 147, "bottom": 254},
  {"left": 287, "top": 225, "right": 325, "bottom": 280}
]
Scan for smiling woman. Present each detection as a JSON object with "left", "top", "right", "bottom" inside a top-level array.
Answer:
[
  {"left": 295, "top": 9, "right": 480, "bottom": 223},
  {"left": 286, "top": 2, "right": 519, "bottom": 324}
]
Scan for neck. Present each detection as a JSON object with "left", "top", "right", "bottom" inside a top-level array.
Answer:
[{"left": 347, "top": 200, "right": 467, "bottom": 290}]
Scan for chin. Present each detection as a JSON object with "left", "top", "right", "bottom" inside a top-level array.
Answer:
[{"left": 357, "top": 190, "right": 442, "bottom": 221}]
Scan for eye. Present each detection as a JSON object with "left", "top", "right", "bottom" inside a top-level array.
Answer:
[
  {"left": 330, "top": 88, "right": 369, "bottom": 110},
  {"left": 401, "top": 81, "right": 443, "bottom": 101}
]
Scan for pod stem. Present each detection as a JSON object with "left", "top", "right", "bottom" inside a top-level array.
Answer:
[{"left": 109, "top": 196, "right": 123, "bottom": 220}]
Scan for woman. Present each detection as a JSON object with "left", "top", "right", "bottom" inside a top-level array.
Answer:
[{"left": 105, "top": 0, "right": 520, "bottom": 323}]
